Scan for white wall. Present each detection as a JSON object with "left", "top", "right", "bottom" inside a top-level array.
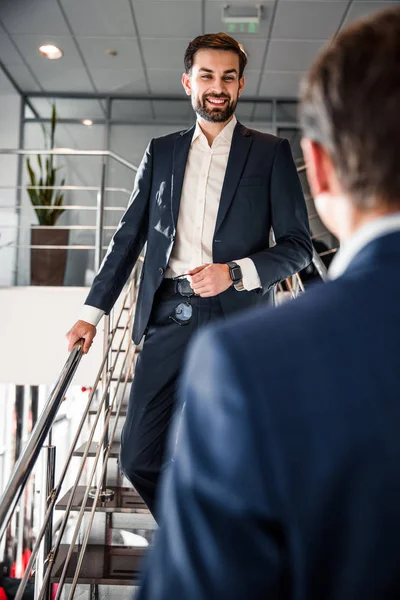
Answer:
[
  {"left": 0, "top": 286, "right": 105, "bottom": 385},
  {"left": 0, "top": 73, "right": 21, "bottom": 286}
]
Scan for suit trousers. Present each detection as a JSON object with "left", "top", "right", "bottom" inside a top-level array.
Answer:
[{"left": 119, "top": 279, "right": 224, "bottom": 517}]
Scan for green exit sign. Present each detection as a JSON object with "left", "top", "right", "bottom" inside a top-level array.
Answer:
[{"left": 227, "top": 22, "right": 259, "bottom": 34}]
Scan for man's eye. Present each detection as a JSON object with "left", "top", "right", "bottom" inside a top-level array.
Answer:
[{"left": 201, "top": 75, "right": 212, "bottom": 79}]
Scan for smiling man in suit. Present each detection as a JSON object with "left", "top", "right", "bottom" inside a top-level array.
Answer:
[{"left": 66, "top": 33, "right": 312, "bottom": 517}]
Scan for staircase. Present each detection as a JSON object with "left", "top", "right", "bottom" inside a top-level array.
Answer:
[
  {"left": 52, "top": 388, "right": 157, "bottom": 599},
  {"left": 47, "top": 267, "right": 156, "bottom": 600}
]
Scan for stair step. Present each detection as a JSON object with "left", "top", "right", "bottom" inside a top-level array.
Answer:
[
  {"left": 88, "top": 408, "right": 127, "bottom": 416},
  {"left": 56, "top": 486, "right": 148, "bottom": 514},
  {"left": 73, "top": 441, "right": 120, "bottom": 458},
  {"left": 51, "top": 544, "right": 145, "bottom": 585}
]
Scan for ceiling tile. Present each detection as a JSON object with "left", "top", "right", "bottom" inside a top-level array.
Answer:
[
  {"left": 147, "top": 68, "right": 187, "bottom": 94},
  {"left": 28, "top": 65, "right": 94, "bottom": 92},
  {"left": 205, "top": 2, "right": 276, "bottom": 39},
  {"left": 259, "top": 71, "right": 305, "bottom": 98},
  {"left": 141, "top": 38, "right": 188, "bottom": 70},
  {"left": 90, "top": 68, "right": 148, "bottom": 94},
  {"left": 0, "top": 0, "right": 69, "bottom": 35},
  {"left": 59, "top": 0, "right": 136, "bottom": 36},
  {"left": 266, "top": 40, "right": 326, "bottom": 71},
  {"left": 3, "top": 64, "right": 42, "bottom": 91},
  {"left": 345, "top": 1, "right": 399, "bottom": 23},
  {"left": 12, "top": 35, "right": 84, "bottom": 69},
  {"left": 76, "top": 37, "right": 142, "bottom": 70},
  {"left": 272, "top": 1, "right": 348, "bottom": 39},
  {"left": 0, "top": 69, "right": 18, "bottom": 91},
  {"left": 241, "top": 70, "right": 262, "bottom": 95},
  {"left": 0, "top": 33, "right": 25, "bottom": 66},
  {"left": 134, "top": 2, "right": 202, "bottom": 38},
  {"left": 235, "top": 38, "right": 269, "bottom": 71},
  {"left": 111, "top": 99, "right": 154, "bottom": 121}
]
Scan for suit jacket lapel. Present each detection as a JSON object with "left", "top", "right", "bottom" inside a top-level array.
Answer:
[
  {"left": 214, "top": 122, "right": 253, "bottom": 234},
  {"left": 171, "top": 126, "right": 195, "bottom": 230}
]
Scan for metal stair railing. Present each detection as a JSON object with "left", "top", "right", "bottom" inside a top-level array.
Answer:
[
  {"left": 0, "top": 148, "right": 138, "bottom": 278},
  {"left": 0, "top": 265, "right": 141, "bottom": 600}
]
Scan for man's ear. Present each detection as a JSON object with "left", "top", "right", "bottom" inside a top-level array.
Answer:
[
  {"left": 301, "top": 138, "right": 332, "bottom": 199},
  {"left": 238, "top": 75, "right": 245, "bottom": 97},
  {"left": 182, "top": 72, "right": 192, "bottom": 96}
]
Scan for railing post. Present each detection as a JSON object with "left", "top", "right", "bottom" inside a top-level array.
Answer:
[
  {"left": 34, "top": 437, "right": 56, "bottom": 600},
  {"left": 312, "top": 247, "right": 329, "bottom": 281},
  {"left": 94, "top": 190, "right": 104, "bottom": 274}
]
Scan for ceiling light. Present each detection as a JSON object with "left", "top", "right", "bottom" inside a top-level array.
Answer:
[
  {"left": 82, "top": 119, "right": 93, "bottom": 127},
  {"left": 39, "top": 44, "right": 63, "bottom": 60}
]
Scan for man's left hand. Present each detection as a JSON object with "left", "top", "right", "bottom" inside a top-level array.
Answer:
[{"left": 188, "top": 264, "right": 232, "bottom": 297}]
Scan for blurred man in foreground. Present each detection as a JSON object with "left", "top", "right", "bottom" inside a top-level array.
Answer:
[{"left": 138, "top": 6, "right": 400, "bottom": 600}]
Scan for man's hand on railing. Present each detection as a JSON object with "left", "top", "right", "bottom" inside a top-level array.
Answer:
[{"left": 66, "top": 320, "right": 96, "bottom": 354}]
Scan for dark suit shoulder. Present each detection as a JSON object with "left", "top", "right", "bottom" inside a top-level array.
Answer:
[
  {"left": 241, "top": 124, "right": 283, "bottom": 150},
  {"left": 152, "top": 126, "right": 194, "bottom": 148}
]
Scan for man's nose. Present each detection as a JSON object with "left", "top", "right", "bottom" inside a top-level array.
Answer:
[{"left": 210, "top": 79, "right": 227, "bottom": 95}]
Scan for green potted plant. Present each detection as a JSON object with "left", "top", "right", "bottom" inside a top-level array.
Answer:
[{"left": 27, "top": 104, "right": 68, "bottom": 285}]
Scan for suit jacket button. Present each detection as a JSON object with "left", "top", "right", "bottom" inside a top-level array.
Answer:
[{"left": 159, "top": 267, "right": 165, "bottom": 275}]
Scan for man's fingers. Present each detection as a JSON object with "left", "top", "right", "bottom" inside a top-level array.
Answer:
[
  {"left": 188, "top": 264, "right": 208, "bottom": 276},
  {"left": 66, "top": 321, "right": 96, "bottom": 354},
  {"left": 82, "top": 336, "right": 93, "bottom": 354},
  {"left": 191, "top": 272, "right": 207, "bottom": 285}
]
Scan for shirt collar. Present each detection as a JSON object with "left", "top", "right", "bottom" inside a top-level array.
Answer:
[
  {"left": 329, "top": 211, "right": 400, "bottom": 280},
  {"left": 191, "top": 115, "right": 237, "bottom": 147}
]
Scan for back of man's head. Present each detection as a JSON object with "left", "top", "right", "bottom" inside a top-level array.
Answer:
[{"left": 300, "top": 7, "right": 400, "bottom": 211}]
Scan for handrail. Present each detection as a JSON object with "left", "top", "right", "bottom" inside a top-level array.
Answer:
[
  {"left": 0, "top": 148, "right": 138, "bottom": 173},
  {"left": 0, "top": 346, "right": 83, "bottom": 542},
  {"left": 0, "top": 186, "right": 131, "bottom": 194}
]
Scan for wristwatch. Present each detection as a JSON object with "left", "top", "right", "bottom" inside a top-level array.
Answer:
[{"left": 227, "top": 261, "right": 243, "bottom": 284}]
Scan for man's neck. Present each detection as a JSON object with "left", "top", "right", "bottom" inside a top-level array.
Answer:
[
  {"left": 197, "top": 115, "right": 234, "bottom": 146},
  {"left": 341, "top": 205, "right": 400, "bottom": 243}
]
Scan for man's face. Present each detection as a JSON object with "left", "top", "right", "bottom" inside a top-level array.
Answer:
[{"left": 182, "top": 49, "right": 245, "bottom": 123}]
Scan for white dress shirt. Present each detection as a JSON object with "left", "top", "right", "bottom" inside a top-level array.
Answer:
[
  {"left": 329, "top": 211, "right": 400, "bottom": 280},
  {"left": 81, "top": 116, "right": 261, "bottom": 327}
]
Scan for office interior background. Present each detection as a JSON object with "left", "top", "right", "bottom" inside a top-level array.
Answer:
[{"left": 0, "top": 0, "right": 398, "bottom": 598}]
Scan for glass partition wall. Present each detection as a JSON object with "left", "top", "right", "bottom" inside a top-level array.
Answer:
[{"left": 0, "top": 95, "right": 336, "bottom": 286}]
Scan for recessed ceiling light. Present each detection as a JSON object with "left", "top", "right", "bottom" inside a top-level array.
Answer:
[
  {"left": 39, "top": 45, "right": 63, "bottom": 60},
  {"left": 82, "top": 119, "right": 93, "bottom": 126}
]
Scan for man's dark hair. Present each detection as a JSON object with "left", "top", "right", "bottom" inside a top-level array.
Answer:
[
  {"left": 184, "top": 33, "right": 248, "bottom": 78},
  {"left": 299, "top": 6, "right": 400, "bottom": 210}
]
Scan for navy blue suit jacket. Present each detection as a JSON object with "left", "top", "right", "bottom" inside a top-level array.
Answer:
[
  {"left": 85, "top": 122, "right": 312, "bottom": 343},
  {"left": 139, "top": 231, "right": 400, "bottom": 600}
]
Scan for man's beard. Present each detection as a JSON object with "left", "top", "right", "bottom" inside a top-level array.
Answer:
[{"left": 193, "top": 93, "right": 238, "bottom": 123}]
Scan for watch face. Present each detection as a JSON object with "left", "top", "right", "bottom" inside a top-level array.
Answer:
[{"left": 231, "top": 265, "right": 242, "bottom": 283}]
